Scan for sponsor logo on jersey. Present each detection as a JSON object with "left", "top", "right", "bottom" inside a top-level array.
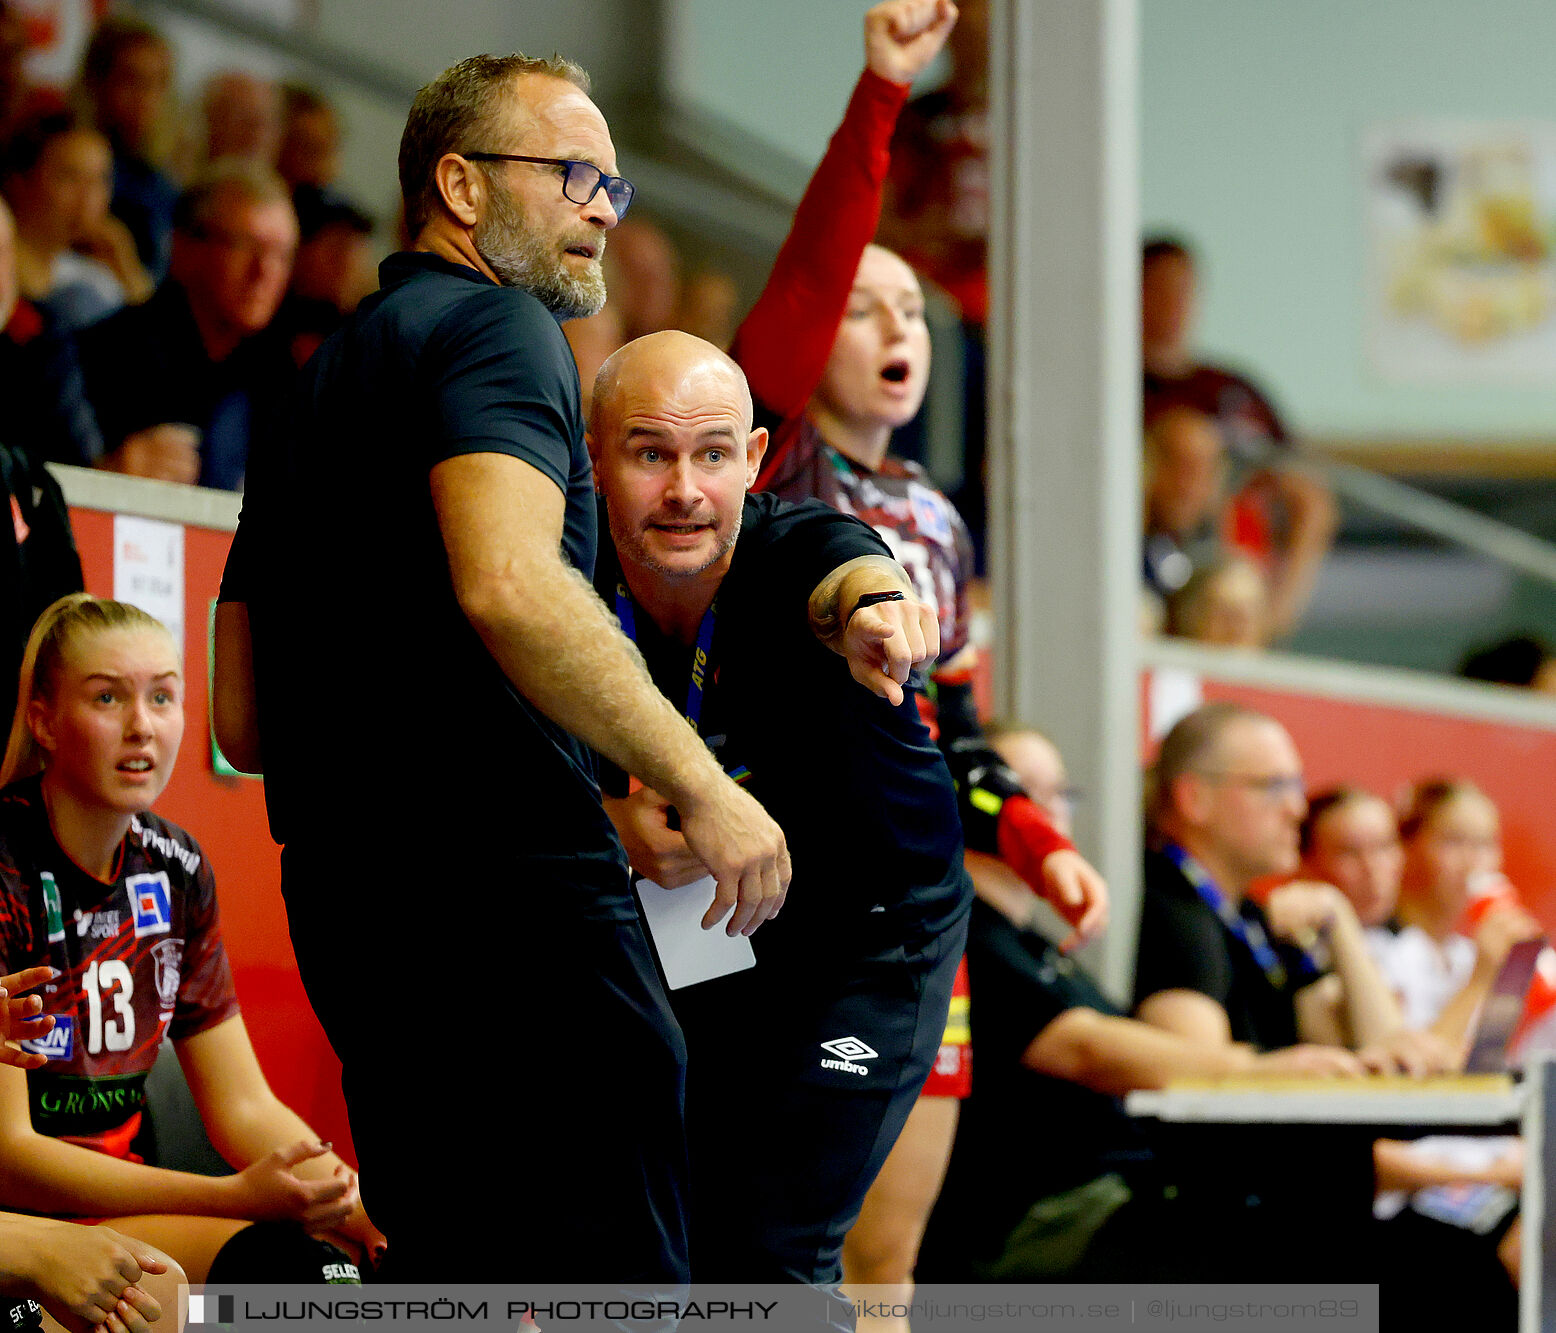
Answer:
[
  {"left": 909, "top": 483, "right": 954, "bottom": 544},
  {"left": 21, "top": 1013, "right": 72, "bottom": 1060},
  {"left": 151, "top": 938, "right": 182, "bottom": 1010},
  {"left": 75, "top": 909, "right": 124, "bottom": 940},
  {"left": 41, "top": 871, "right": 64, "bottom": 944},
  {"left": 819, "top": 1035, "right": 878, "bottom": 1076},
  {"left": 129, "top": 817, "right": 201, "bottom": 875},
  {"left": 129, "top": 872, "right": 173, "bottom": 938},
  {"left": 32, "top": 1072, "right": 148, "bottom": 1137}
]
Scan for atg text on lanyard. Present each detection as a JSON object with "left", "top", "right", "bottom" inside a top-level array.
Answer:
[{"left": 615, "top": 583, "right": 718, "bottom": 736}]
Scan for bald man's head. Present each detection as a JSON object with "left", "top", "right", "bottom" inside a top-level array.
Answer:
[
  {"left": 590, "top": 329, "right": 754, "bottom": 442},
  {"left": 588, "top": 330, "right": 767, "bottom": 586}
]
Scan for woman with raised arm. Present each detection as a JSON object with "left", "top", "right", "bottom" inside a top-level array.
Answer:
[
  {"left": 0, "top": 594, "right": 383, "bottom": 1285},
  {"left": 728, "top": 1, "right": 1105, "bottom": 1318}
]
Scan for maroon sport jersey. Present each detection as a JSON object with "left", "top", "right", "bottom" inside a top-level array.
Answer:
[
  {"left": 0, "top": 776, "right": 239, "bottom": 1158},
  {"left": 763, "top": 419, "right": 975, "bottom": 663}
]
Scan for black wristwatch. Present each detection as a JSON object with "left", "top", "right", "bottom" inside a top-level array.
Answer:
[{"left": 846, "top": 589, "right": 907, "bottom": 628}]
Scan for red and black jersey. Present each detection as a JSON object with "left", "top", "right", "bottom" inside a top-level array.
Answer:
[
  {"left": 763, "top": 419, "right": 976, "bottom": 665},
  {"left": 0, "top": 776, "right": 238, "bottom": 1157}
]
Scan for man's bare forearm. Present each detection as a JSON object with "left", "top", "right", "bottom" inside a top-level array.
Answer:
[
  {"left": 459, "top": 553, "right": 726, "bottom": 811},
  {"left": 432, "top": 453, "right": 729, "bottom": 812},
  {"left": 1326, "top": 909, "right": 1405, "bottom": 1048}
]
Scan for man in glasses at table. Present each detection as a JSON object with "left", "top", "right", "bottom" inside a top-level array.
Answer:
[
  {"left": 214, "top": 52, "right": 791, "bottom": 1281},
  {"left": 1135, "top": 701, "right": 1406, "bottom": 1057}
]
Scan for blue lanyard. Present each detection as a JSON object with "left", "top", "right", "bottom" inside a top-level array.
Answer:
[
  {"left": 1161, "top": 842, "right": 1317, "bottom": 991},
  {"left": 615, "top": 583, "right": 718, "bottom": 736}
]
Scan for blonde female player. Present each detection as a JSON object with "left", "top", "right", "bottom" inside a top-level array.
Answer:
[
  {"left": 0, "top": 958, "right": 183, "bottom": 1333},
  {"left": 0, "top": 594, "right": 383, "bottom": 1284}
]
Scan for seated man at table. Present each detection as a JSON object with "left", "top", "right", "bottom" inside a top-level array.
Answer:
[
  {"left": 921, "top": 855, "right": 1520, "bottom": 1322},
  {"left": 920, "top": 725, "right": 1369, "bottom": 1283},
  {"left": 1134, "top": 702, "right": 1426, "bottom": 1060}
]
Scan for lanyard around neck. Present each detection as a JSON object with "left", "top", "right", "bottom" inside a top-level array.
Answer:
[
  {"left": 1161, "top": 842, "right": 1316, "bottom": 991},
  {"left": 615, "top": 583, "right": 718, "bottom": 736}
]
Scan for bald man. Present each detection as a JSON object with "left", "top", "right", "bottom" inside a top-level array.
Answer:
[{"left": 588, "top": 331, "right": 973, "bottom": 1294}]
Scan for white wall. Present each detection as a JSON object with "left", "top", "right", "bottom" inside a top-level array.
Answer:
[
  {"left": 667, "top": 0, "right": 903, "bottom": 168},
  {"left": 1140, "top": 0, "right": 1556, "bottom": 442}
]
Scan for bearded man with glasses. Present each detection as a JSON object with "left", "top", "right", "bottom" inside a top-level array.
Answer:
[{"left": 214, "top": 52, "right": 790, "bottom": 1282}]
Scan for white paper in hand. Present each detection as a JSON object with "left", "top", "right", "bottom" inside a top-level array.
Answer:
[{"left": 636, "top": 874, "right": 756, "bottom": 989}]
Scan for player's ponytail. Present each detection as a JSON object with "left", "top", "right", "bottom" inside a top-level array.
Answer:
[{"left": 1, "top": 594, "right": 173, "bottom": 786}]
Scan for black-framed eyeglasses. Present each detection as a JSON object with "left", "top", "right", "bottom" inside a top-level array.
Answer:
[{"left": 462, "top": 153, "right": 634, "bottom": 219}]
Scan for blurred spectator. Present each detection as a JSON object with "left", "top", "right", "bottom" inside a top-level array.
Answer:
[
  {"left": 1164, "top": 553, "right": 1270, "bottom": 649},
  {"left": 563, "top": 218, "right": 681, "bottom": 399},
  {"left": 1143, "top": 235, "right": 1286, "bottom": 450},
  {"left": 989, "top": 726, "right": 1076, "bottom": 831},
  {"left": 274, "top": 183, "right": 373, "bottom": 368},
  {"left": 675, "top": 266, "right": 739, "bottom": 349},
  {"left": 1, "top": 105, "right": 150, "bottom": 332},
  {"left": 1460, "top": 634, "right": 1556, "bottom": 696},
  {"left": 12, "top": 0, "right": 99, "bottom": 94},
  {"left": 0, "top": 0, "right": 30, "bottom": 141},
  {"left": 603, "top": 215, "right": 680, "bottom": 341},
  {"left": 277, "top": 81, "right": 340, "bottom": 192},
  {"left": 965, "top": 725, "right": 1084, "bottom": 935},
  {"left": 563, "top": 299, "right": 624, "bottom": 416},
  {"left": 879, "top": 0, "right": 988, "bottom": 327},
  {"left": 1361, "top": 778, "right": 1535, "bottom": 1303},
  {"left": 0, "top": 193, "right": 104, "bottom": 466},
  {"left": 199, "top": 69, "right": 281, "bottom": 168},
  {"left": 78, "top": 159, "right": 296, "bottom": 488},
  {"left": 1390, "top": 779, "right": 1539, "bottom": 1030},
  {"left": 1136, "top": 703, "right": 1411, "bottom": 1057},
  {"left": 76, "top": 14, "right": 176, "bottom": 277},
  {"left": 1300, "top": 787, "right": 1404, "bottom": 932},
  {"left": 1141, "top": 235, "right": 1336, "bottom": 638},
  {"left": 1142, "top": 404, "right": 1226, "bottom": 601}
]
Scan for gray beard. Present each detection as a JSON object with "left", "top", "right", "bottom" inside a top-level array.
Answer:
[{"left": 474, "top": 183, "right": 606, "bottom": 320}]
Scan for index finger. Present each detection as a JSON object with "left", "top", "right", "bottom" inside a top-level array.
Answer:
[
  {"left": 0, "top": 964, "right": 56, "bottom": 993},
  {"left": 850, "top": 656, "right": 904, "bottom": 706}
]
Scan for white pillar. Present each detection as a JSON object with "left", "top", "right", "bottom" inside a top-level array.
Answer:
[{"left": 987, "top": 0, "right": 1141, "bottom": 998}]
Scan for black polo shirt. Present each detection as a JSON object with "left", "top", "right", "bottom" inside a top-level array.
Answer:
[
  {"left": 595, "top": 492, "right": 969, "bottom": 957},
  {"left": 921, "top": 900, "right": 1149, "bottom": 1274},
  {"left": 224, "top": 252, "right": 626, "bottom": 902},
  {"left": 77, "top": 280, "right": 295, "bottom": 490},
  {"left": 1133, "top": 846, "right": 1316, "bottom": 1049}
]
